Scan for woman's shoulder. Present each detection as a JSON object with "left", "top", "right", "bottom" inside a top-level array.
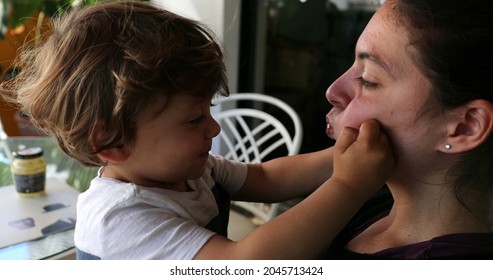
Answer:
[{"left": 366, "top": 231, "right": 493, "bottom": 260}]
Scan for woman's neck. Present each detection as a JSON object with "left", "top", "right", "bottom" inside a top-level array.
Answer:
[{"left": 347, "top": 180, "right": 489, "bottom": 253}]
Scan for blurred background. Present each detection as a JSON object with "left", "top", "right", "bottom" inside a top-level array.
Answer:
[{"left": 0, "top": 0, "right": 382, "bottom": 153}]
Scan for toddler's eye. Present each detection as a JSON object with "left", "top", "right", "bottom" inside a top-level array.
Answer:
[{"left": 188, "top": 116, "right": 205, "bottom": 124}]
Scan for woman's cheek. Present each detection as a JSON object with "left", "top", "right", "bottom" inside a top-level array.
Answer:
[
  {"left": 341, "top": 111, "right": 369, "bottom": 131},
  {"left": 343, "top": 99, "right": 380, "bottom": 129}
]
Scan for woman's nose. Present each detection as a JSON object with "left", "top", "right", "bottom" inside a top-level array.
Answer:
[{"left": 326, "top": 70, "right": 353, "bottom": 109}]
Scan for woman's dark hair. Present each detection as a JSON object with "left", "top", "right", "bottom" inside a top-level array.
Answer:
[{"left": 391, "top": 0, "right": 493, "bottom": 218}]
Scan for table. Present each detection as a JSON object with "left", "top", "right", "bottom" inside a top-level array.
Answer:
[{"left": 0, "top": 137, "right": 98, "bottom": 259}]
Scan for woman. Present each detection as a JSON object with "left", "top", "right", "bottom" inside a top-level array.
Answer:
[{"left": 322, "top": 0, "right": 493, "bottom": 259}]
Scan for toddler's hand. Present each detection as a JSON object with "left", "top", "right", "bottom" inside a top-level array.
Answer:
[{"left": 332, "top": 120, "right": 394, "bottom": 197}]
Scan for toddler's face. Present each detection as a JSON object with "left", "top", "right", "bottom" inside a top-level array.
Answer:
[{"left": 125, "top": 94, "right": 220, "bottom": 188}]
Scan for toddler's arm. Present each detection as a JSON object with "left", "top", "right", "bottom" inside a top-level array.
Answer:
[
  {"left": 195, "top": 119, "right": 394, "bottom": 259},
  {"left": 234, "top": 146, "right": 334, "bottom": 203}
]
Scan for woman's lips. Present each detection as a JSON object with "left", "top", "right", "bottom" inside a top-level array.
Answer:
[
  {"left": 325, "top": 117, "right": 334, "bottom": 138},
  {"left": 326, "top": 123, "right": 333, "bottom": 138}
]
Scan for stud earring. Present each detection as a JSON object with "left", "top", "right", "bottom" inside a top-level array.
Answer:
[{"left": 444, "top": 144, "right": 452, "bottom": 150}]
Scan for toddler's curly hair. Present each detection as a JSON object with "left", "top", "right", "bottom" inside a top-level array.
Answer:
[{"left": 2, "top": 0, "right": 228, "bottom": 166}]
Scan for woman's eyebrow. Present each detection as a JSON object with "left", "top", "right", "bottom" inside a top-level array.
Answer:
[{"left": 357, "top": 51, "right": 396, "bottom": 79}]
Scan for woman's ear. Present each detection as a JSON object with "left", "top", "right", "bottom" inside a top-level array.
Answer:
[
  {"left": 91, "top": 123, "right": 129, "bottom": 163},
  {"left": 442, "top": 99, "right": 493, "bottom": 153}
]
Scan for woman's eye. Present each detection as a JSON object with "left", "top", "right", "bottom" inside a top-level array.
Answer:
[{"left": 357, "top": 77, "right": 378, "bottom": 89}]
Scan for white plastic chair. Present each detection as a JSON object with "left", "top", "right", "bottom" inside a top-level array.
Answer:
[{"left": 212, "top": 93, "right": 302, "bottom": 223}]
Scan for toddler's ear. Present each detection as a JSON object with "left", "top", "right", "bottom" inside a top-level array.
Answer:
[
  {"left": 442, "top": 99, "right": 493, "bottom": 153},
  {"left": 91, "top": 123, "right": 129, "bottom": 163},
  {"left": 97, "top": 145, "right": 129, "bottom": 163}
]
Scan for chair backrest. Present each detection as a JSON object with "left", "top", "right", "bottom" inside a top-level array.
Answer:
[
  {"left": 212, "top": 93, "right": 303, "bottom": 223},
  {"left": 212, "top": 93, "right": 302, "bottom": 163}
]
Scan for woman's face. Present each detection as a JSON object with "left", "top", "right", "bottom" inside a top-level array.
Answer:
[{"left": 325, "top": 4, "right": 445, "bottom": 173}]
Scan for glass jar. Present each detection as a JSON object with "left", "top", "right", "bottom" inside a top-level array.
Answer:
[{"left": 11, "top": 147, "right": 46, "bottom": 197}]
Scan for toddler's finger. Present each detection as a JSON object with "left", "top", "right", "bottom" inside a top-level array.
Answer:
[
  {"left": 335, "top": 126, "right": 359, "bottom": 152},
  {"left": 357, "top": 119, "right": 381, "bottom": 144}
]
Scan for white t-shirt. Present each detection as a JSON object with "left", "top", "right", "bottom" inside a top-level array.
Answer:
[{"left": 74, "top": 154, "right": 247, "bottom": 259}]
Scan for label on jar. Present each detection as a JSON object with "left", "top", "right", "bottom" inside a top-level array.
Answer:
[
  {"left": 11, "top": 147, "right": 46, "bottom": 197},
  {"left": 13, "top": 172, "right": 46, "bottom": 196}
]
